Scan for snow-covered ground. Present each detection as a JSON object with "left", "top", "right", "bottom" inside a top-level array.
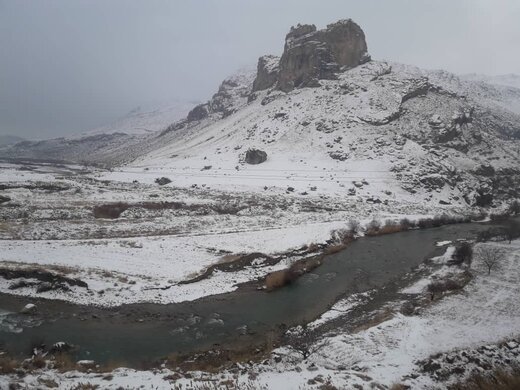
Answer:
[
  {"left": 0, "top": 160, "right": 454, "bottom": 306},
  {"left": 3, "top": 240, "right": 519, "bottom": 389}
]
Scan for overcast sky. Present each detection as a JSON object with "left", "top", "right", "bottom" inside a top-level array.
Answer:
[{"left": 1, "top": 0, "right": 519, "bottom": 139}]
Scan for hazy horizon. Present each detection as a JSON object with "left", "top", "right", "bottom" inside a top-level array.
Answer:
[{"left": 1, "top": 0, "right": 519, "bottom": 140}]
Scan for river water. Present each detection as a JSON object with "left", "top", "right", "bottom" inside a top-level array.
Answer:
[{"left": 0, "top": 221, "right": 499, "bottom": 365}]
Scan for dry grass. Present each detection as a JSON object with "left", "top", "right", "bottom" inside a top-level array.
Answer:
[
  {"left": 52, "top": 353, "right": 77, "bottom": 372},
  {"left": 352, "top": 308, "right": 394, "bottom": 333},
  {"left": 265, "top": 268, "right": 298, "bottom": 291},
  {"left": 0, "top": 356, "right": 19, "bottom": 374},
  {"left": 323, "top": 243, "right": 347, "bottom": 255},
  {"left": 93, "top": 202, "right": 130, "bottom": 219}
]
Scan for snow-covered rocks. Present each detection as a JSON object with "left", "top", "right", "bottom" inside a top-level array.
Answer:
[{"left": 20, "top": 303, "right": 36, "bottom": 314}]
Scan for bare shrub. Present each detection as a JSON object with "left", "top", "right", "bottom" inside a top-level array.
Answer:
[
  {"left": 0, "top": 356, "right": 18, "bottom": 374},
  {"left": 476, "top": 246, "right": 505, "bottom": 274},
  {"left": 331, "top": 228, "right": 355, "bottom": 244},
  {"left": 283, "top": 326, "right": 322, "bottom": 360},
  {"left": 503, "top": 220, "right": 520, "bottom": 244},
  {"left": 427, "top": 276, "right": 469, "bottom": 300},
  {"left": 509, "top": 200, "right": 520, "bottom": 215},
  {"left": 348, "top": 219, "right": 361, "bottom": 235},
  {"left": 399, "top": 217, "right": 415, "bottom": 229},
  {"left": 265, "top": 267, "right": 298, "bottom": 291},
  {"left": 93, "top": 202, "right": 129, "bottom": 219},
  {"left": 365, "top": 219, "right": 381, "bottom": 235},
  {"left": 451, "top": 242, "right": 473, "bottom": 266}
]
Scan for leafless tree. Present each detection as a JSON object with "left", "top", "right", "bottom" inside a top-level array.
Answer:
[
  {"left": 503, "top": 220, "right": 520, "bottom": 244},
  {"left": 283, "top": 325, "right": 323, "bottom": 360},
  {"left": 476, "top": 246, "right": 505, "bottom": 275}
]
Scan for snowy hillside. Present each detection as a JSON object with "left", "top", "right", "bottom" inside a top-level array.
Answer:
[{"left": 101, "top": 60, "right": 520, "bottom": 211}]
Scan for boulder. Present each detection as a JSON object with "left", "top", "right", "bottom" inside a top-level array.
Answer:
[
  {"left": 21, "top": 303, "right": 36, "bottom": 314},
  {"left": 245, "top": 149, "right": 267, "bottom": 164},
  {"left": 277, "top": 19, "right": 370, "bottom": 91}
]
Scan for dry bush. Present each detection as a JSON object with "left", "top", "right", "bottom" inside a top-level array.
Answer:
[
  {"left": 52, "top": 353, "right": 76, "bottom": 372},
  {"left": 331, "top": 228, "right": 355, "bottom": 244},
  {"left": 71, "top": 383, "right": 99, "bottom": 390},
  {"left": 451, "top": 242, "right": 473, "bottom": 266},
  {"left": 348, "top": 219, "right": 361, "bottom": 234},
  {"left": 399, "top": 217, "right": 415, "bottom": 229},
  {"left": 93, "top": 202, "right": 129, "bottom": 219},
  {"left": 389, "top": 384, "right": 408, "bottom": 390},
  {"left": 31, "top": 355, "right": 46, "bottom": 369},
  {"left": 0, "top": 356, "right": 18, "bottom": 374},
  {"left": 450, "top": 368, "right": 520, "bottom": 390},
  {"left": 504, "top": 220, "right": 520, "bottom": 243},
  {"left": 265, "top": 268, "right": 299, "bottom": 291},
  {"left": 323, "top": 243, "right": 347, "bottom": 255},
  {"left": 427, "top": 275, "right": 470, "bottom": 300},
  {"left": 365, "top": 219, "right": 382, "bottom": 235},
  {"left": 509, "top": 200, "right": 520, "bottom": 215}
]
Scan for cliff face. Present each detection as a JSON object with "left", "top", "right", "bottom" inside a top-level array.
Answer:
[{"left": 253, "top": 19, "right": 370, "bottom": 92}]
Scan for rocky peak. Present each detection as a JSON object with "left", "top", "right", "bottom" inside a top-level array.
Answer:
[
  {"left": 252, "top": 55, "right": 280, "bottom": 92},
  {"left": 252, "top": 19, "right": 370, "bottom": 92}
]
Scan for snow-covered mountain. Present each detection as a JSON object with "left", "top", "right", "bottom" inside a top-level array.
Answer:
[
  {"left": 74, "top": 100, "right": 196, "bottom": 138},
  {"left": 0, "top": 100, "right": 195, "bottom": 165},
  {"left": 0, "top": 135, "right": 25, "bottom": 146},
  {"left": 462, "top": 73, "right": 520, "bottom": 90}
]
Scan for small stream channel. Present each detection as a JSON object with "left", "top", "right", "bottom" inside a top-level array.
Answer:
[{"left": 0, "top": 221, "right": 502, "bottom": 366}]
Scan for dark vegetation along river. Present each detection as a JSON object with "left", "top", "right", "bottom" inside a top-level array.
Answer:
[{"left": 0, "top": 221, "right": 503, "bottom": 366}]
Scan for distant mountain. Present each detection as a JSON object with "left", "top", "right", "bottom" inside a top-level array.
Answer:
[
  {"left": 0, "top": 135, "right": 25, "bottom": 146},
  {"left": 74, "top": 100, "right": 197, "bottom": 138},
  {"left": 0, "top": 100, "right": 196, "bottom": 165},
  {"left": 462, "top": 73, "right": 520, "bottom": 89}
]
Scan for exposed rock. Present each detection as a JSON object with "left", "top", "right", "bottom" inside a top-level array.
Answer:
[
  {"left": 328, "top": 151, "right": 349, "bottom": 161},
  {"left": 187, "top": 103, "right": 210, "bottom": 122},
  {"left": 245, "top": 149, "right": 267, "bottom": 164},
  {"left": 154, "top": 177, "right": 172, "bottom": 186},
  {"left": 277, "top": 19, "right": 370, "bottom": 91},
  {"left": 21, "top": 303, "right": 36, "bottom": 314},
  {"left": 252, "top": 55, "right": 280, "bottom": 92}
]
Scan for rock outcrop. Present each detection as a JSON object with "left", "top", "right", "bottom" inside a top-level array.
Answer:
[
  {"left": 276, "top": 19, "right": 370, "bottom": 92},
  {"left": 187, "top": 70, "right": 255, "bottom": 122},
  {"left": 252, "top": 55, "right": 280, "bottom": 92}
]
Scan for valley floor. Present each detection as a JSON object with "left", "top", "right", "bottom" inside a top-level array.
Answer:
[{"left": 0, "top": 162, "right": 456, "bottom": 307}]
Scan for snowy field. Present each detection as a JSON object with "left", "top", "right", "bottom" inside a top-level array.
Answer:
[{"left": 0, "top": 162, "right": 451, "bottom": 306}]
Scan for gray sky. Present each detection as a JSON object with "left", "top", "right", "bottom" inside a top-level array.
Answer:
[{"left": 1, "top": 0, "right": 519, "bottom": 139}]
